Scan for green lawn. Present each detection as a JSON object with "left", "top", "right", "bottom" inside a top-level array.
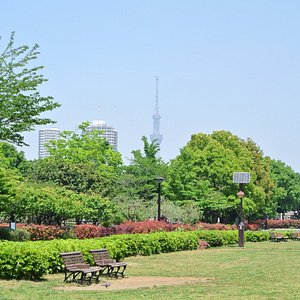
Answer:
[{"left": 1, "top": 241, "right": 300, "bottom": 299}]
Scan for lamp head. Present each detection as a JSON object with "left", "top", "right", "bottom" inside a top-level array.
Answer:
[
  {"left": 237, "top": 191, "right": 245, "bottom": 199},
  {"left": 156, "top": 177, "right": 165, "bottom": 184}
]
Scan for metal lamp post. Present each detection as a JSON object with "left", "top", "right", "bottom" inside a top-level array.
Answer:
[
  {"left": 237, "top": 188, "right": 245, "bottom": 247},
  {"left": 233, "top": 172, "right": 250, "bottom": 248},
  {"left": 155, "top": 177, "right": 165, "bottom": 221}
]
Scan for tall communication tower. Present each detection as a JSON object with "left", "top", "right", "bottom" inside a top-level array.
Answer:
[{"left": 150, "top": 76, "right": 163, "bottom": 146}]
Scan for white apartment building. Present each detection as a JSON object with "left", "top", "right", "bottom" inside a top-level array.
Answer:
[
  {"left": 38, "top": 128, "right": 60, "bottom": 159},
  {"left": 88, "top": 120, "right": 118, "bottom": 151}
]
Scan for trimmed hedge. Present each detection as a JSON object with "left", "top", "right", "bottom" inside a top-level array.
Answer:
[
  {"left": 253, "top": 219, "right": 300, "bottom": 229},
  {"left": 0, "top": 221, "right": 237, "bottom": 241},
  {"left": 0, "top": 230, "right": 269, "bottom": 280}
]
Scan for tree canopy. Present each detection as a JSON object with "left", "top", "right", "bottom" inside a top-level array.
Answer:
[
  {"left": 165, "top": 131, "right": 276, "bottom": 223},
  {"left": 270, "top": 159, "right": 300, "bottom": 213},
  {"left": 0, "top": 32, "right": 60, "bottom": 146},
  {"left": 28, "top": 122, "right": 122, "bottom": 196}
]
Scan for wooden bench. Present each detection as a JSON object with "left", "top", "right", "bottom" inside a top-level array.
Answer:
[
  {"left": 269, "top": 232, "right": 288, "bottom": 242},
  {"left": 290, "top": 232, "right": 300, "bottom": 241},
  {"left": 90, "top": 249, "right": 127, "bottom": 278},
  {"left": 60, "top": 251, "right": 104, "bottom": 284}
]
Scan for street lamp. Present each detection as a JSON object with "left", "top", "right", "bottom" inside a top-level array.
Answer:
[
  {"left": 155, "top": 177, "right": 165, "bottom": 221},
  {"left": 233, "top": 172, "right": 250, "bottom": 248},
  {"left": 237, "top": 188, "right": 245, "bottom": 247}
]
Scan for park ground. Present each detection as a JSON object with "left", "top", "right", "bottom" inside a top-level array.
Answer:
[{"left": 1, "top": 241, "right": 299, "bottom": 299}]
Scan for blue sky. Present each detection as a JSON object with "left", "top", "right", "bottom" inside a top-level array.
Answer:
[{"left": 1, "top": 1, "right": 300, "bottom": 172}]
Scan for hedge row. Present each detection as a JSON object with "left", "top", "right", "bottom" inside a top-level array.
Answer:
[
  {"left": 0, "top": 230, "right": 270, "bottom": 280},
  {"left": 0, "top": 221, "right": 237, "bottom": 241},
  {"left": 253, "top": 219, "right": 300, "bottom": 229}
]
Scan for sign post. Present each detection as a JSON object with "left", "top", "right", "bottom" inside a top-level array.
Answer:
[{"left": 233, "top": 172, "right": 250, "bottom": 247}]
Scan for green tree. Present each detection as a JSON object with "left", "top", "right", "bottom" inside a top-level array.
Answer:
[
  {"left": 47, "top": 122, "right": 121, "bottom": 168},
  {"left": 270, "top": 160, "right": 300, "bottom": 214},
  {"left": 13, "top": 182, "right": 118, "bottom": 226},
  {"left": 28, "top": 122, "right": 122, "bottom": 196},
  {"left": 0, "top": 142, "right": 29, "bottom": 174},
  {"left": 122, "top": 136, "right": 168, "bottom": 201},
  {"left": 166, "top": 131, "right": 275, "bottom": 223},
  {"left": 28, "top": 158, "right": 112, "bottom": 196},
  {"left": 0, "top": 167, "right": 23, "bottom": 222},
  {"left": 0, "top": 32, "right": 60, "bottom": 146},
  {"left": 110, "top": 137, "right": 168, "bottom": 221}
]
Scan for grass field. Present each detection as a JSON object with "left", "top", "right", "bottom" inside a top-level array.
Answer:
[{"left": 1, "top": 241, "right": 300, "bottom": 299}]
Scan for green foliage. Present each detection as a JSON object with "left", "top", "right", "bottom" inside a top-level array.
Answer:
[
  {"left": 270, "top": 159, "right": 300, "bottom": 213},
  {"left": 27, "top": 122, "right": 122, "bottom": 196},
  {"left": 0, "top": 142, "right": 29, "bottom": 174},
  {"left": 111, "top": 195, "right": 152, "bottom": 222},
  {"left": 9, "top": 182, "right": 117, "bottom": 226},
  {"left": 28, "top": 158, "right": 112, "bottom": 196},
  {"left": 47, "top": 122, "right": 122, "bottom": 169},
  {"left": 147, "top": 200, "right": 202, "bottom": 224},
  {"left": 166, "top": 131, "right": 275, "bottom": 223},
  {"left": 245, "top": 231, "right": 270, "bottom": 242},
  {"left": 141, "top": 136, "right": 160, "bottom": 160},
  {"left": 0, "top": 227, "right": 30, "bottom": 241},
  {"left": 0, "top": 241, "right": 51, "bottom": 279},
  {"left": 120, "top": 136, "right": 168, "bottom": 202},
  {"left": 0, "top": 167, "right": 22, "bottom": 221},
  {"left": 0, "top": 230, "right": 267, "bottom": 279},
  {"left": 0, "top": 32, "right": 60, "bottom": 146}
]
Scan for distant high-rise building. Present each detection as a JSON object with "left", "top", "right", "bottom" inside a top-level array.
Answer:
[
  {"left": 38, "top": 128, "right": 60, "bottom": 159},
  {"left": 88, "top": 120, "right": 118, "bottom": 151},
  {"left": 150, "top": 76, "right": 163, "bottom": 146}
]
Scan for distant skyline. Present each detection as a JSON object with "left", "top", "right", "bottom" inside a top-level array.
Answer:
[{"left": 1, "top": 1, "right": 300, "bottom": 172}]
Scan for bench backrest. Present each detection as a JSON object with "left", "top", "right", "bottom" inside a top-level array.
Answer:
[
  {"left": 60, "top": 251, "right": 89, "bottom": 269},
  {"left": 90, "top": 249, "right": 115, "bottom": 265}
]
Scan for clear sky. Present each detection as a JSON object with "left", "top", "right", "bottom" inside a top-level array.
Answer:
[{"left": 1, "top": 1, "right": 300, "bottom": 172}]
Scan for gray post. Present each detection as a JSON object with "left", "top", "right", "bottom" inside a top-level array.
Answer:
[
  {"left": 238, "top": 183, "right": 245, "bottom": 247},
  {"left": 155, "top": 177, "right": 165, "bottom": 221}
]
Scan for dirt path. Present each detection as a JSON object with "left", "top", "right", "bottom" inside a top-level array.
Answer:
[{"left": 54, "top": 276, "right": 214, "bottom": 291}]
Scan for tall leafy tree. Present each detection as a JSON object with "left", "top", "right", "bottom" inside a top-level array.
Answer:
[
  {"left": 0, "top": 167, "right": 22, "bottom": 222},
  {"left": 28, "top": 122, "right": 122, "bottom": 196},
  {"left": 0, "top": 32, "right": 60, "bottom": 146},
  {"left": 47, "top": 122, "right": 121, "bottom": 169},
  {"left": 0, "top": 142, "right": 29, "bottom": 174},
  {"left": 122, "top": 136, "right": 168, "bottom": 201},
  {"left": 270, "top": 159, "right": 300, "bottom": 214},
  {"left": 166, "top": 131, "right": 275, "bottom": 223}
]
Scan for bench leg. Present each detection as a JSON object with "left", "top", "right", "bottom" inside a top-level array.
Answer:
[{"left": 119, "top": 265, "right": 127, "bottom": 278}]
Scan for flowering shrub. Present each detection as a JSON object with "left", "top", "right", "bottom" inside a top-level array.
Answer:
[
  {"left": 2, "top": 219, "right": 296, "bottom": 241},
  {"left": 0, "top": 220, "right": 240, "bottom": 240},
  {"left": 252, "top": 219, "right": 300, "bottom": 229},
  {"left": 73, "top": 224, "right": 109, "bottom": 239},
  {"left": 18, "top": 224, "right": 67, "bottom": 240},
  {"left": 247, "top": 224, "right": 259, "bottom": 231},
  {"left": 194, "top": 222, "right": 236, "bottom": 230},
  {"left": 197, "top": 240, "right": 210, "bottom": 249},
  {"left": 112, "top": 220, "right": 191, "bottom": 234}
]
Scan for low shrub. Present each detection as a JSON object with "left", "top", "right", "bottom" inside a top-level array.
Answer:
[
  {"left": 0, "top": 227, "right": 12, "bottom": 240},
  {"left": 0, "top": 230, "right": 270, "bottom": 280},
  {"left": 194, "top": 222, "right": 236, "bottom": 231},
  {"left": 198, "top": 240, "right": 210, "bottom": 249},
  {"left": 247, "top": 224, "right": 260, "bottom": 231},
  {"left": 245, "top": 231, "right": 269, "bottom": 242},
  {"left": 252, "top": 219, "right": 300, "bottom": 229},
  {"left": 0, "top": 221, "right": 247, "bottom": 241},
  {"left": 0, "top": 227, "right": 30, "bottom": 242},
  {"left": 73, "top": 224, "right": 109, "bottom": 239},
  {"left": 23, "top": 225, "right": 67, "bottom": 240}
]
